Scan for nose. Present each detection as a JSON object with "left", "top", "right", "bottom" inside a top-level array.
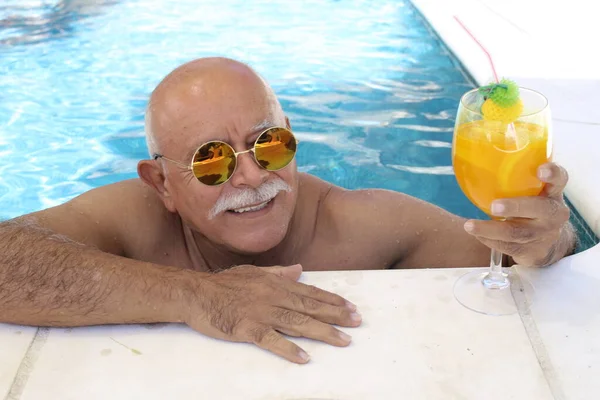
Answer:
[{"left": 229, "top": 151, "right": 269, "bottom": 189}]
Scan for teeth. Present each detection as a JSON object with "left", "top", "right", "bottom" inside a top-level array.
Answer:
[{"left": 231, "top": 200, "right": 270, "bottom": 213}]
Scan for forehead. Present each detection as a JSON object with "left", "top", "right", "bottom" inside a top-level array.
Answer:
[{"left": 151, "top": 77, "right": 284, "bottom": 157}]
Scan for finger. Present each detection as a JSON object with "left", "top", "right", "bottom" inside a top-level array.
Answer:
[
  {"left": 284, "top": 292, "right": 362, "bottom": 327},
  {"left": 269, "top": 308, "right": 352, "bottom": 347},
  {"left": 261, "top": 264, "right": 303, "bottom": 281},
  {"left": 284, "top": 279, "right": 358, "bottom": 312},
  {"left": 473, "top": 236, "right": 549, "bottom": 267},
  {"left": 490, "top": 197, "right": 570, "bottom": 224},
  {"left": 538, "top": 162, "right": 569, "bottom": 198},
  {"left": 464, "top": 219, "right": 544, "bottom": 244},
  {"left": 246, "top": 323, "right": 310, "bottom": 364}
]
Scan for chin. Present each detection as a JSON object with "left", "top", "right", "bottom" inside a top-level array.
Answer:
[
  {"left": 223, "top": 224, "right": 289, "bottom": 255},
  {"left": 214, "top": 189, "right": 295, "bottom": 254}
]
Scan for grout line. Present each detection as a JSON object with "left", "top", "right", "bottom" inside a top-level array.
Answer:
[
  {"left": 554, "top": 118, "right": 600, "bottom": 126},
  {"left": 4, "top": 328, "right": 50, "bottom": 400},
  {"left": 512, "top": 273, "right": 566, "bottom": 400},
  {"left": 476, "top": 0, "right": 530, "bottom": 36}
]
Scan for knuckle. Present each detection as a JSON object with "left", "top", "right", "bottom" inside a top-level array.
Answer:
[
  {"left": 286, "top": 292, "right": 303, "bottom": 309},
  {"left": 247, "top": 325, "right": 273, "bottom": 345},
  {"left": 306, "top": 284, "right": 323, "bottom": 297},
  {"left": 504, "top": 199, "right": 518, "bottom": 213},
  {"left": 273, "top": 308, "right": 311, "bottom": 326},
  {"left": 508, "top": 224, "right": 535, "bottom": 243},
  {"left": 300, "top": 296, "right": 322, "bottom": 311},
  {"left": 259, "top": 330, "right": 281, "bottom": 347}
]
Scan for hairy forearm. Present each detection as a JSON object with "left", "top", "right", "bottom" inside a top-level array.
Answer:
[{"left": 0, "top": 219, "right": 198, "bottom": 327}]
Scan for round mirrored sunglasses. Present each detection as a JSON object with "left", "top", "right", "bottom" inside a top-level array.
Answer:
[{"left": 153, "top": 126, "right": 298, "bottom": 186}]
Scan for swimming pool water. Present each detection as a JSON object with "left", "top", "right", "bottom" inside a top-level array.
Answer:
[{"left": 0, "top": 0, "right": 513, "bottom": 224}]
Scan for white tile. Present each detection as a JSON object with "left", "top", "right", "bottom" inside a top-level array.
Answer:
[
  {"left": 519, "top": 244, "right": 600, "bottom": 400},
  {"left": 412, "top": 0, "right": 542, "bottom": 83},
  {"left": 0, "top": 324, "right": 37, "bottom": 399},
  {"left": 477, "top": 0, "right": 598, "bottom": 77},
  {"left": 517, "top": 79, "right": 600, "bottom": 125},
  {"left": 18, "top": 269, "right": 552, "bottom": 400}
]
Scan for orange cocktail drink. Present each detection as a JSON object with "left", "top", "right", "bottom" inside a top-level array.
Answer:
[{"left": 453, "top": 119, "right": 551, "bottom": 216}]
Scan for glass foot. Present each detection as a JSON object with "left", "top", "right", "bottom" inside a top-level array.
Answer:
[{"left": 453, "top": 268, "right": 534, "bottom": 316}]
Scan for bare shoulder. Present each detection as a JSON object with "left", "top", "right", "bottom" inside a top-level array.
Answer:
[
  {"left": 23, "top": 179, "right": 177, "bottom": 257},
  {"left": 297, "top": 172, "right": 336, "bottom": 199},
  {"left": 320, "top": 184, "right": 438, "bottom": 248},
  {"left": 315, "top": 183, "right": 484, "bottom": 269},
  {"left": 296, "top": 175, "right": 422, "bottom": 269},
  {"left": 323, "top": 184, "right": 437, "bottom": 227}
]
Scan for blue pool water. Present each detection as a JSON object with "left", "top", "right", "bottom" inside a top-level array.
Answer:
[{"left": 1, "top": 0, "right": 486, "bottom": 222}]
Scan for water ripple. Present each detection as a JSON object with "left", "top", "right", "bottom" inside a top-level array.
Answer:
[{"left": 0, "top": 0, "right": 486, "bottom": 221}]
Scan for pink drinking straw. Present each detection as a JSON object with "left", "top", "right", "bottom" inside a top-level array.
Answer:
[
  {"left": 453, "top": 16, "right": 519, "bottom": 141},
  {"left": 453, "top": 16, "right": 499, "bottom": 84}
]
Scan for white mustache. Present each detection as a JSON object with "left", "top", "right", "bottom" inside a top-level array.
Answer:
[{"left": 208, "top": 178, "right": 292, "bottom": 219}]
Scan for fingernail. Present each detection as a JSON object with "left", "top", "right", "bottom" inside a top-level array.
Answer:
[
  {"left": 491, "top": 202, "right": 505, "bottom": 215},
  {"left": 464, "top": 221, "right": 474, "bottom": 232},
  {"left": 350, "top": 312, "right": 362, "bottom": 323},
  {"left": 345, "top": 301, "right": 357, "bottom": 311},
  {"left": 538, "top": 167, "right": 552, "bottom": 180},
  {"left": 338, "top": 331, "right": 352, "bottom": 343},
  {"left": 298, "top": 350, "right": 310, "bottom": 362}
]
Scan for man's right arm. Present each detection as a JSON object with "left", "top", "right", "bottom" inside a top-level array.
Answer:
[
  {"left": 0, "top": 181, "right": 360, "bottom": 363},
  {"left": 0, "top": 180, "right": 190, "bottom": 326},
  {"left": 0, "top": 215, "right": 193, "bottom": 326}
]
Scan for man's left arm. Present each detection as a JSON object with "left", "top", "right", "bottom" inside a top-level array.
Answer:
[{"left": 329, "top": 162, "right": 576, "bottom": 269}]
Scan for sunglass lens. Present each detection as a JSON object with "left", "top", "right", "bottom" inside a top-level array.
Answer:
[
  {"left": 192, "top": 141, "right": 236, "bottom": 185},
  {"left": 254, "top": 128, "right": 297, "bottom": 171}
]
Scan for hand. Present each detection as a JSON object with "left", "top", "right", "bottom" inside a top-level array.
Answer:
[
  {"left": 464, "top": 162, "right": 574, "bottom": 267},
  {"left": 184, "top": 264, "right": 361, "bottom": 364}
]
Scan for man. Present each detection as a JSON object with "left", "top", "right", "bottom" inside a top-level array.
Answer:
[{"left": 0, "top": 57, "right": 575, "bottom": 364}]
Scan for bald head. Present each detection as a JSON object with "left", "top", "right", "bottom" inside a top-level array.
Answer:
[
  {"left": 138, "top": 58, "right": 299, "bottom": 255},
  {"left": 145, "top": 57, "right": 282, "bottom": 157}
]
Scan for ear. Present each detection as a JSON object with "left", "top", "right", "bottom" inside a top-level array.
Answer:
[
  {"left": 137, "top": 159, "right": 177, "bottom": 213},
  {"left": 285, "top": 116, "right": 292, "bottom": 130}
]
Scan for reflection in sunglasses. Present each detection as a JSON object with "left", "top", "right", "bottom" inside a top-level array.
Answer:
[
  {"left": 187, "top": 127, "right": 297, "bottom": 185},
  {"left": 153, "top": 127, "right": 296, "bottom": 186}
]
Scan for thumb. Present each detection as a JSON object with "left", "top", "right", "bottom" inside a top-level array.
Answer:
[{"left": 261, "top": 264, "right": 303, "bottom": 281}]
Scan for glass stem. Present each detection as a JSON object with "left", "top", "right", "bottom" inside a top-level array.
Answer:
[{"left": 482, "top": 248, "right": 510, "bottom": 290}]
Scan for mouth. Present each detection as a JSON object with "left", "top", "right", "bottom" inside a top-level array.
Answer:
[{"left": 226, "top": 197, "right": 275, "bottom": 216}]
